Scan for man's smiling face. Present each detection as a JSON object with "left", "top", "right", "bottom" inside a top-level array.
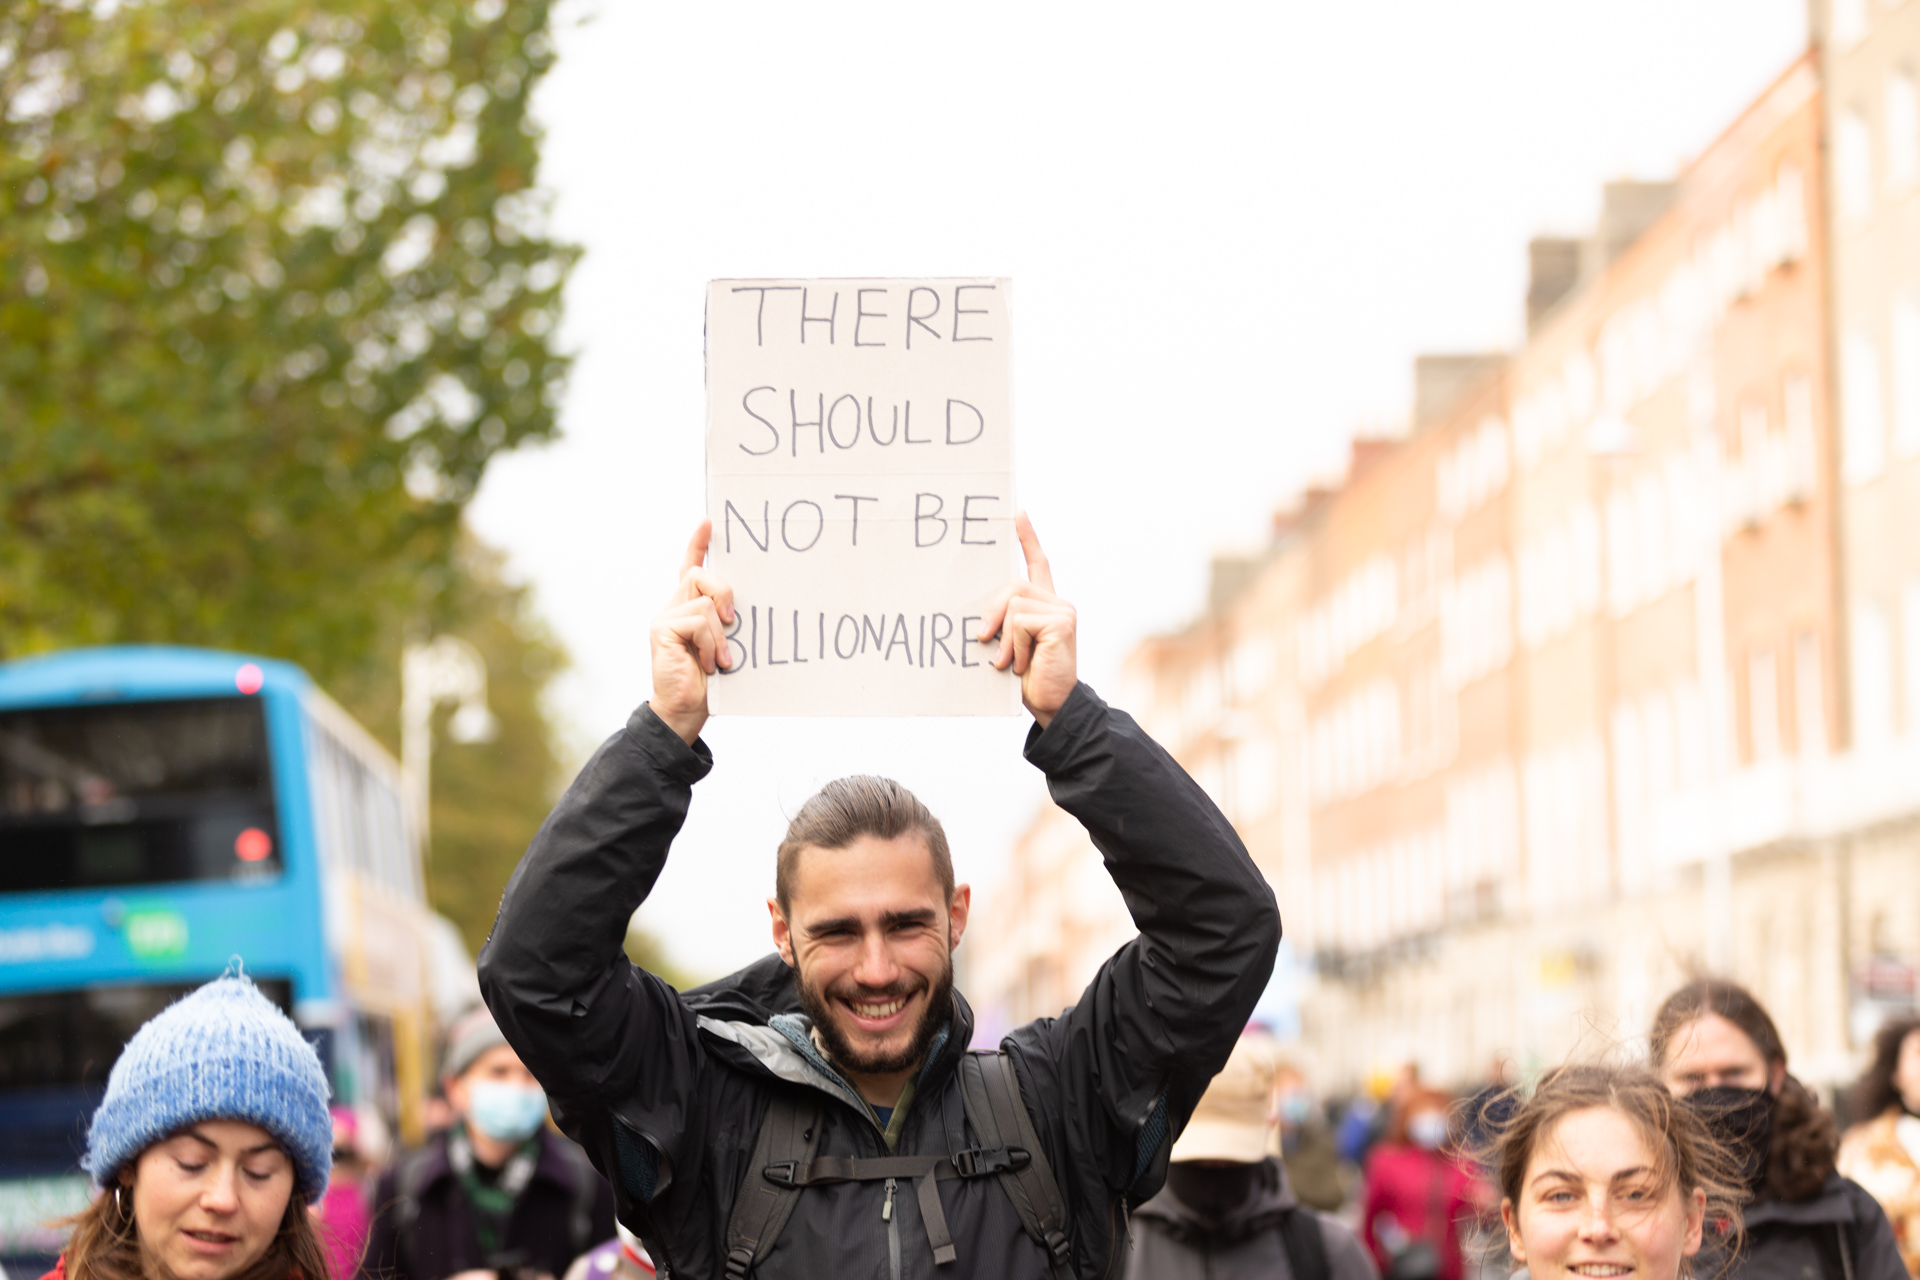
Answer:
[{"left": 771, "top": 831, "right": 970, "bottom": 1088}]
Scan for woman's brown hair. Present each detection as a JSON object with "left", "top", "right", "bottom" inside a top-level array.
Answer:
[
  {"left": 1650, "top": 978, "right": 1837, "bottom": 1203},
  {"left": 1851, "top": 1016, "right": 1920, "bottom": 1126},
  {"left": 1485, "top": 1063, "right": 1745, "bottom": 1272},
  {"left": 60, "top": 1171, "right": 334, "bottom": 1280}
]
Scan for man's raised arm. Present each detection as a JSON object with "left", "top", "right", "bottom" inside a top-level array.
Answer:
[
  {"left": 980, "top": 520, "right": 1282, "bottom": 1204},
  {"left": 477, "top": 524, "right": 735, "bottom": 1104}
]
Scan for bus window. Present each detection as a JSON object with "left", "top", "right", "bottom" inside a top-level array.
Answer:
[
  {"left": 0, "top": 698, "right": 281, "bottom": 890},
  {"left": 0, "top": 978, "right": 296, "bottom": 1092},
  {"left": 0, "top": 978, "right": 293, "bottom": 1171}
]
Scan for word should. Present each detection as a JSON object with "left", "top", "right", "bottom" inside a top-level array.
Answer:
[
  {"left": 736, "top": 390, "right": 987, "bottom": 456},
  {"left": 721, "top": 607, "right": 997, "bottom": 671},
  {"left": 729, "top": 283, "right": 999, "bottom": 348}
]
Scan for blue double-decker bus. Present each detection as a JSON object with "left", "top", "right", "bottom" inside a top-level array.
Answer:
[{"left": 0, "top": 646, "right": 445, "bottom": 1270}]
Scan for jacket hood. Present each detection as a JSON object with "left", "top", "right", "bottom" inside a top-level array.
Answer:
[
  {"left": 1134, "top": 1156, "right": 1300, "bottom": 1243},
  {"left": 682, "top": 951, "right": 979, "bottom": 1122}
]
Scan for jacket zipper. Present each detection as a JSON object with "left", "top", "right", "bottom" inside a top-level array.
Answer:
[{"left": 883, "top": 1177, "right": 901, "bottom": 1280}]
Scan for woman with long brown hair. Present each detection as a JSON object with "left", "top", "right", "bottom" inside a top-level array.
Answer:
[
  {"left": 46, "top": 970, "right": 335, "bottom": 1280},
  {"left": 1838, "top": 1017, "right": 1920, "bottom": 1275},
  {"left": 1650, "top": 978, "right": 1904, "bottom": 1280},
  {"left": 1493, "top": 1062, "right": 1742, "bottom": 1280}
]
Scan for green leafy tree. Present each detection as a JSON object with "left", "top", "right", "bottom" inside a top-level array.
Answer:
[{"left": 0, "top": 0, "right": 576, "bottom": 693}]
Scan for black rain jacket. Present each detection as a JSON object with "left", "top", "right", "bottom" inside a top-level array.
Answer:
[
  {"left": 477, "top": 683, "right": 1282, "bottom": 1280},
  {"left": 1701, "top": 1175, "right": 1905, "bottom": 1280},
  {"left": 1126, "top": 1157, "right": 1380, "bottom": 1280}
]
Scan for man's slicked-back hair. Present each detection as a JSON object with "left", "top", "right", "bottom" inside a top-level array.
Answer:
[{"left": 775, "top": 776, "right": 953, "bottom": 914}]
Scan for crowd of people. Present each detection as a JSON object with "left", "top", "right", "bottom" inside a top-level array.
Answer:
[
  {"left": 50, "top": 961, "right": 1920, "bottom": 1280},
  {"left": 42, "top": 524, "right": 1920, "bottom": 1280}
]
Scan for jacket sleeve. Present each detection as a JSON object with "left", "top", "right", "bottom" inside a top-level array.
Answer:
[
  {"left": 1005, "top": 682, "right": 1282, "bottom": 1205},
  {"left": 476, "top": 702, "right": 715, "bottom": 1191},
  {"left": 1846, "top": 1177, "right": 1908, "bottom": 1280}
]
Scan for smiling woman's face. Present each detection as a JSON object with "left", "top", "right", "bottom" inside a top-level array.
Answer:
[
  {"left": 1503, "top": 1106, "right": 1705, "bottom": 1280},
  {"left": 127, "top": 1120, "right": 295, "bottom": 1280}
]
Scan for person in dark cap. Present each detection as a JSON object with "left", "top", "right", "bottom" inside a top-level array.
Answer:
[
  {"left": 1128, "top": 1034, "right": 1378, "bottom": 1280},
  {"left": 362, "top": 1008, "right": 613, "bottom": 1280}
]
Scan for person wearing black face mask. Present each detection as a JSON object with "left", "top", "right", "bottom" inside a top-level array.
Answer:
[
  {"left": 1651, "top": 979, "right": 1904, "bottom": 1280},
  {"left": 1127, "top": 1035, "right": 1379, "bottom": 1280}
]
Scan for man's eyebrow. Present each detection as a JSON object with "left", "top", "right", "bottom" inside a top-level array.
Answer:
[{"left": 804, "top": 908, "right": 938, "bottom": 935}]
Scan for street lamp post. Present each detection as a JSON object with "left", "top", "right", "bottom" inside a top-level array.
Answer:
[{"left": 401, "top": 635, "right": 498, "bottom": 858}]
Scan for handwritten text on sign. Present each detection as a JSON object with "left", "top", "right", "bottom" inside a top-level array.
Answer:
[{"left": 705, "top": 278, "right": 1018, "bottom": 716}]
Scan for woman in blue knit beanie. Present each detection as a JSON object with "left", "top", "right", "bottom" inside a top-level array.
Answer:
[{"left": 46, "top": 971, "right": 336, "bottom": 1280}]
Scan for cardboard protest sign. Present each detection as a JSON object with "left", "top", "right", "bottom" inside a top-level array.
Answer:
[{"left": 705, "top": 278, "right": 1020, "bottom": 717}]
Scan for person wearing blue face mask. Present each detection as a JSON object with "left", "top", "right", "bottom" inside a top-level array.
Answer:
[{"left": 362, "top": 1009, "right": 614, "bottom": 1280}]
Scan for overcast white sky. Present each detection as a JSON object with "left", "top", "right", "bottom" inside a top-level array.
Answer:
[{"left": 467, "top": 1, "right": 1807, "bottom": 981}]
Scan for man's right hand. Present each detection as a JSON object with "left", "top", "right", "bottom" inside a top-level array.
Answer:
[{"left": 649, "top": 521, "right": 734, "bottom": 745}]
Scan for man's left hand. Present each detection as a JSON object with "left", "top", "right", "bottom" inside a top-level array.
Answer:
[{"left": 978, "top": 513, "right": 1077, "bottom": 729}]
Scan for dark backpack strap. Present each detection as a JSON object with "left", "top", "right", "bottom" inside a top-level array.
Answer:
[
  {"left": 391, "top": 1146, "right": 438, "bottom": 1280},
  {"left": 958, "top": 1052, "right": 1073, "bottom": 1279},
  {"left": 723, "top": 1090, "right": 822, "bottom": 1280},
  {"left": 1277, "top": 1206, "right": 1331, "bottom": 1280}
]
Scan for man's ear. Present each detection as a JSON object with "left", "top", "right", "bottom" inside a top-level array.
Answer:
[
  {"left": 769, "top": 898, "right": 795, "bottom": 967},
  {"left": 948, "top": 884, "right": 971, "bottom": 952}
]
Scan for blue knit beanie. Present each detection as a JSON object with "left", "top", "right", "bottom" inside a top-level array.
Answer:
[{"left": 83, "top": 970, "right": 333, "bottom": 1200}]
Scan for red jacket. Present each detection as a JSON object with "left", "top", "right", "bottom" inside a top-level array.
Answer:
[{"left": 1359, "top": 1143, "right": 1480, "bottom": 1280}]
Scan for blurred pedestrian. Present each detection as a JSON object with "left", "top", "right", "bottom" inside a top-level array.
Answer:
[
  {"left": 1651, "top": 978, "right": 1904, "bottom": 1280},
  {"left": 1276, "top": 1061, "right": 1348, "bottom": 1213},
  {"left": 316, "top": 1105, "right": 389, "bottom": 1280},
  {"left": 1838, "top": 1017, "right": 1920, "bottom": 1275},
  {"left": 361, "top": 1009, "right": 613, "bottom": 1280},
  {"left": 1127, "top": 1035, "right": 1379, "bottom": 1280},
  {"left": 559, "top": 1224, "right": 653, "bottom": 1280},
  {"left": 1359, "top": 1088, "right": 1482, "bottom": 1280},
  {"left": 47, "top": 970, "right": 333, "bottom": 1280},
  {"left": 1493, "top": 1062, "right": 1739, "bottom": 1280}
]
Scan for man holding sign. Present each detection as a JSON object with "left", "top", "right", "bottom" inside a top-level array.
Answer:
[{"left": 479, "top": 517, "right": 1279, "bottom": 1279}]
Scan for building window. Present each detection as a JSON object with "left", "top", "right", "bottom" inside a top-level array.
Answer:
[
  {"left": 1784, "top": 375, "right": 1819, "bottom": 500},
  {"left": 1843, "top": 332, "right": 1888, "bottom": 484},
  {"left": 1892, "top": 73, "right": 1920, "bottom": 190},
  {"left": 1904, "top": 581, "right": 1920, "bottom": 736},
  {"left": 1854, "top": 600, "right": 1896, "bottom": 749},
  {"left": 1794, "top": 631, "right": 1827, "bottom": 756},
  {"left": 1834, "top": 0, "right": 1870, "bottom": 48},
  {"left": 1749, "top": 649, "right": 1781, "bottom": 762},
  {"left": 1894, "top": 296, "right": 1920, "bottom": 459},
  {"left": 1837, "top": 109, "right": 1874, "bottom": 222}
]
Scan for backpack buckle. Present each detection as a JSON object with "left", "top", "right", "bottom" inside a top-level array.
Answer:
[
  {"left": 762, "top": 1160, "right": 800, "bottom": 1187},
  {"left": 952, "top": 1145, "right": 1031, "bottom": 1178},
  {"left": 1044, "top": 1228, "right": 1072, "bottom": 1265}
]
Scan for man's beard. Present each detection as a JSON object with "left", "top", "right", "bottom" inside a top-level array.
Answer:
[{"left": 797, "top": 958, "right": 955, "bottom": 1078}]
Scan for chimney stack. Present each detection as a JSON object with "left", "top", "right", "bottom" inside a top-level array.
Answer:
[
  {"left": 1413, "top": 354, "right": 1508, "bottom": 430},
  {"left": 1526, "top": 238, "right": 1583, "bottom": 335},
  {"left": 1589, "top": 181, "right": 1676, "bottom": 272}
]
